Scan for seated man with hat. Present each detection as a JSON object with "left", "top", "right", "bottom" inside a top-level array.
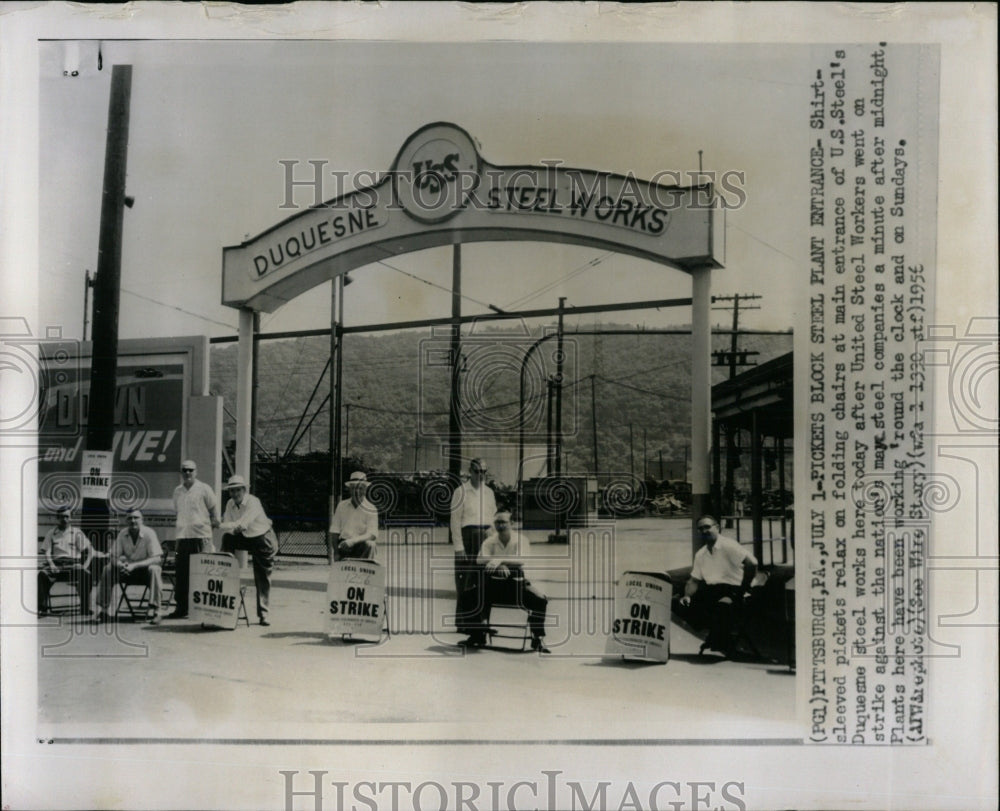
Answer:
[
  {"left": 328, "top": 471, "right": 379, "bottom": 562},
  {"left": 218, "top": 475, "right": 278, "bottom": 627}
]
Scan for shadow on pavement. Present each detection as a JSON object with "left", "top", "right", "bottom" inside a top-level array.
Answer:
[
  {"left": 130, "top": 623, "right": 209, "bottom": 634},
  {"left": 584, "top": 658, "right": 666, "bottom": 670},
  {"left": 262, "top": 631, "right": 326, "bottom": 641},
  {"left": 666, "top": 652, "right": 725, "bottom": 665}
]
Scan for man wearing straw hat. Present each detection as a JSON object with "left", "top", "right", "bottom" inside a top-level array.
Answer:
[
  {"left": 219, "top": 475, "right": 278, "bottom": 626},
  {"left": 328, "top": 471, "right": 379, "bottom": 562}
]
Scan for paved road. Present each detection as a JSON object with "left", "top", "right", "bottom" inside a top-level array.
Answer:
[{"left": 36, "top": 518, "right": 797, "bottom": 742}]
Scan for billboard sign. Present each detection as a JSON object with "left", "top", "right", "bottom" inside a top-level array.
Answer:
[{"left": 37, "top": 336, "right": 210, "bottom": 525}]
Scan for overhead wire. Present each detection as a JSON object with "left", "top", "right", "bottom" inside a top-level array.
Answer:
[
  {"left": 502, "top": 252, "right": 614, "bottom": 310},
  {"left": 121, "top": 287, "right": 237, "bottom": 330}
]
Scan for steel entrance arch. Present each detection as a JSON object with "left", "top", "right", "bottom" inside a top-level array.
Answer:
[{"left": 222, "top": 122, "right": 725, "bottom": 538}]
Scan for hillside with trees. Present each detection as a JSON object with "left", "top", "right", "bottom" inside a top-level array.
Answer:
[{"left": 210, "top": 323, "right": 792, "bottom": 484}]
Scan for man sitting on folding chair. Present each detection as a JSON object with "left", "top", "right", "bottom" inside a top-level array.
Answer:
[
  {"left": 677, "top": 515, "right": 758, "bottom": 659},
  {"left": 218, "top": 475, "right": 277, "bottom": 627},
  {"left": 38, "top": 505, "right": 93, "bottom": 617},
  {"left": 93, "top": 509, "right": 164, "bottom": 625},
  {"left": 476, "top": 511, "right": 550, "bottom": 654}
]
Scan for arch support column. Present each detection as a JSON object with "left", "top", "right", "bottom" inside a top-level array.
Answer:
[
  {"left": 690, "top": 266, "right": 712, "bottom": 554},
  {"left": 235, "top": 308, "right": 255, "bottom": 482}
]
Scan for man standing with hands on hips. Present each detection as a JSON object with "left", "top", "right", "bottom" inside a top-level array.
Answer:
[{"left": 167, "top": 459, "right": 220, "bottom": 620}]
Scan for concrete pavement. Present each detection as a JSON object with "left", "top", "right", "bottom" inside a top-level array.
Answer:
[{"left": 36, "top": 518, "right": 798, "bottom": 742}]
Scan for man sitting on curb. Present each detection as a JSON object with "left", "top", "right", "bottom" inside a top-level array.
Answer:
[
  {"left": 677, "top": 515, "right": 757, "bottom": 658},
  {"left": 93, "top": 510, "right": 164, "bottom": 625},
  {"left": 218, "top": 475, "right": 277, "bottom": 627},
  {"left": 475, "top": 511, "right": 550, "bottom": 653}
]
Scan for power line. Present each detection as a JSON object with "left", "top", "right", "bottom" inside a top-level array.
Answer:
[
  {"left": 376, "top": 258, "right": 501, "bottom": 313},
  {"left": 728, "top": 222, "right": 801, "bottom": 263},
  {"left": 502, "top": 252, "right": 613, "bottom": 310},
  {"left": 121, "top": 287, "right": 237, "bottom": 330},
  {"left": 594, "top": 374, "right": 690, "bottom": 401}
]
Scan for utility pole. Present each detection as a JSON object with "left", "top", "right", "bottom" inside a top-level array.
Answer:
[
  {"left": 551, "top": 296, "right": 568, "bottom": 544},
  {"left": 82, "top": 270, "right": 94, "bottom": 341},
  {"left": 449, "top": 245, "right": 462, "bottom": 478},
  {"left": 712, "top": 293, "right": 762, "bottom": 378},
  {"left": 344, "top": 403, "right": 350, "bottom": 457},
  {"left": 332, "top": 274, "right": 346, "bottom": 494},
  {"left": 250, "top": 312, "right": 260, "bottom": 493},
  {"left": 82, "top": 64, "right": 132, "bottom": 555},
  {"left": 545, "top": 378, "right": 554, "bottom": 476},
  {"left": 629, "top": 422, "right": 634, "bottom": 479},
  {"left": 554, "top": 296, "right": 566, "bottom": 479},
  {"left": 590, "top": 374, "right": 599, "bottom": 476},
  {"left": 712, "top": 292, "right": 762, "bottom": 523},
  {"left": 329, "top": 276, "right": 340, "bottom": 553}
]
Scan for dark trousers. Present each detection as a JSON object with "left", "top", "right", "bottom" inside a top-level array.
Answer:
[
  {"left": 221, "top": 531, "right": 276, "bottom": 619},
  {"left": 173, "top": 537, "right": 214, "bottom": 614},
  {"left": 685, "top": 583, "right": 742, "bottom": 653},
  {"left": 38, "top": 558, "right": 92, "bottom": 613},
  {"left": 454, "top": 525, "right": 490, "bottom": 634},
  {"left": 339, "top": 540, "right": 376, "bottom": 560},
  {"left": 484, "top": 574, "right": 548, "bottom": 639}
]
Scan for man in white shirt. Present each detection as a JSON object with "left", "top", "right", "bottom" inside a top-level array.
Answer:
[
  {"left": 93, "top": 510, "right": 164, "bottom": 624},
  {"left": 678, "top": 515, "right": 758, "bottom": 657},
  {"left": 329, "top": 471, "right": 379, "bottom": 563},
  {"left": 219, "top": 475, "right": 278, "bottom": 626},
  {"left": 168, "top": 459, "right": 220, "bottom": 619},
  {"left": 450, "top": 458, "right": 496, "bottom": 641},
  {"left": 38, "top": 505, "right": 93, "bottom": 616},
  {"left": 478, "top": 511, "right": 549, "bottom": 653}
]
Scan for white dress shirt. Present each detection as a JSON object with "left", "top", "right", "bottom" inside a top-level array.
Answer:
[{"left": 449, "top": 480, "right": 497, "bottom": 552}]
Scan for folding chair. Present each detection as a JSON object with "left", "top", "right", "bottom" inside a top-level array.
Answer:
[
  {"left": 236, "top": 586, "right": 251, "bottom": 628},
  {"left": 483, "top": 602, "right": 531, "bottom": 651},
  {"left": 46, "top": 571, "right": 82, "bottom": 615},
  {"left": 115, "top": 550, "right": 170, "bottom": 622},
  {"left": 115, "top": 568, "right": 161, "bottom": 621},
  {"left": 160, "top": 543, "right": 177, "bottom": 612}
]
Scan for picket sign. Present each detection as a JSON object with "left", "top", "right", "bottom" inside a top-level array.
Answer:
[
  {"left": 190, "top": 553, "right": 242, "bottom": 629},
  {"left": 326, "top": 560, "right": 386, "bottom": 640},
  {"left": 604, "top": 570, "right": 672, "bottom": 663}
]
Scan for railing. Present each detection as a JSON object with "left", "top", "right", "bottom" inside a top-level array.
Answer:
[
  {"left": 275, "top": 520, "right": 450, "bottom": 558},
  {"left": 720, "top": 514, "right": 795, "bottom": 566}
]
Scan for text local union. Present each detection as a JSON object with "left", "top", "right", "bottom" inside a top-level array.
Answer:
[{"left": 253, "top": 207, "right": 384, "bottom": 277}]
